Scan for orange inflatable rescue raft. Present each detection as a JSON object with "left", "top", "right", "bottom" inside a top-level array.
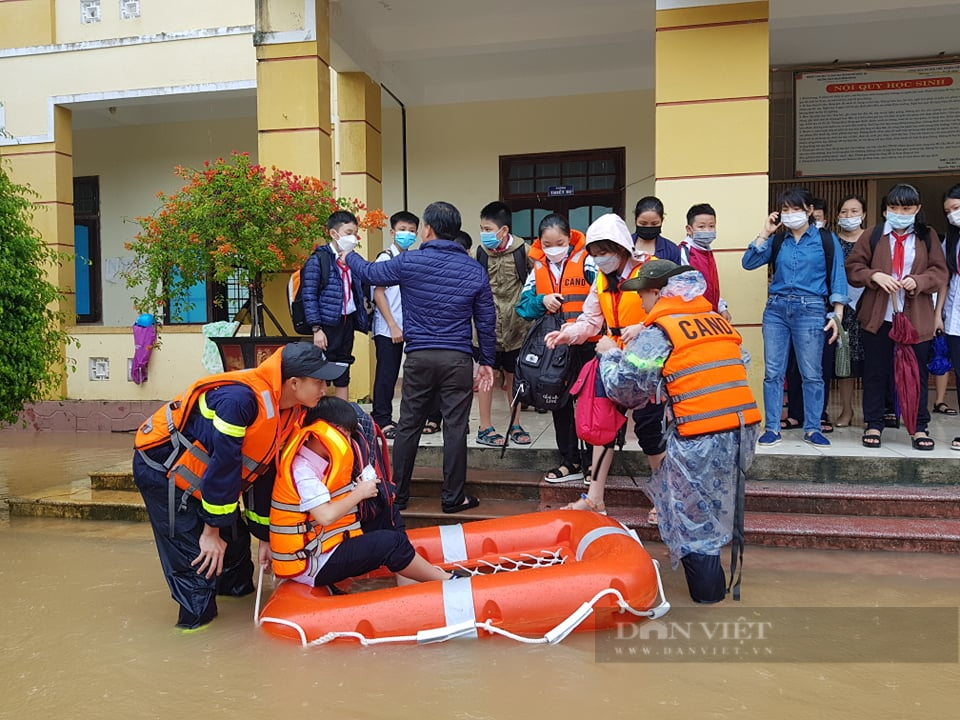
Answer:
[{"left": 257, "top": 510, "right": 670, "bottom": 646}]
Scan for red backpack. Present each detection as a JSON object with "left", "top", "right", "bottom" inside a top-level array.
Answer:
[{"left": 569, "top": 356, "right": 626, "bottom": 446}]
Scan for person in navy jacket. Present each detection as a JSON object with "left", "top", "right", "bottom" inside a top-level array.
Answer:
[{"left": 342, "top": 201, "right": 496, "bottom": 514}]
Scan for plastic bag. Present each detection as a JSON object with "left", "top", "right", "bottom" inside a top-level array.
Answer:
[
  {"left": 834, "top": 323, "right": 851, "bottom": 378},
  {"left": 928, "top": 331, "right": 952, "bottom": 376}
]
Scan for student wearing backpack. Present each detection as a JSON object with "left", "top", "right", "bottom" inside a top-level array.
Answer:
[
  {"left": 302, "top": 210, "right": 372, "bottom": 401},
  {"left": 846, "top": 183, "right": 947, "bottom": 451},
  {"left": 598, "top": 261, "right": 760, "bottom": 603},
  {"left": 741, "top": 187, "right": 848, "bottom": 448},
  {"left": 545, "top": 213, "right": 664, "bottom": 514},
  {"left": 516, "top": 214, "right": 597, "bottom": 483},
  {"left": 271, "top": 397, "right": 464, "bottom": 588},
  {"left": 475, "top": 201, "right": 533, "bottom": 448}
]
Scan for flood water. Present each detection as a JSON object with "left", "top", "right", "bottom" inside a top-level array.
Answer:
[{"left": 2, "top": 434, "right": 959, "bottom": 718}]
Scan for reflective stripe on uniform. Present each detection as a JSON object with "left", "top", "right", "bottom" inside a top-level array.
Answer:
[
  {"left": 663, "top": 357, "right": 741, "bottom": 384},
  {"left": 201, "top": 498, "right": 239, "bottom": 515},
  {"left": 675, "top": 402, "right": 759, "bottom": 426},
  {"left": 198, "top": 392, "right": 248, "bottom": 438},
  {"left": 245, "top": 509, "right": 270, "bottom": 526},
  {"left": 672, "top": 378, "right": 751, "bottom": 403}
]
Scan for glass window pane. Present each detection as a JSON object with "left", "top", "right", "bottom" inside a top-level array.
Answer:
[
  {"left": 537, "top": 162, "right": 560, "bottom": 177},
  {"left": 511, "top": 209, "right": 532, "bottom": 239},
  {"left": 589, "top": 159, "right": 615, "bottom": 174},
  {"left": 509, "top": 164, "right": 534, "bottom": 179},
  {"left": 510, "top": 179, "right": 535, "bottom": 194},
  {"left": 563, "top": 161, "right": 587, "bottom": 176},
  {"left": 536, "top": 177, "right": 560, "bottom": 192},
  {"left": 74, "top": 225, "right": 91, "bottom": 316},
  {"left": 532, "top": 208, "right": 552, "bottom": 238},
  {"left": 569, "top": 206, "right": 591, "bottom": 234},
  {"left": 588, "top": 174, "right": 615, "bottom": 190},
  {"left": 567, "top": 176, "right": 587, "bottom": 191},
  {"left": 591, "top": 205, "right": 614, "bottom": 222}
]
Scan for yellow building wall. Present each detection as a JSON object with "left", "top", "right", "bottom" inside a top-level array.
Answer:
[
  {"left": 0, "top": 0, "right": 54, "bottom": 48},
  {"left": 0, "top": 33, "right": 255, "bottom": 139},
  {"left": 384, "top": 90, "right": 655, "bottom": 230},
  {"left": 655, "top": 1, "right": 770, "bottom": 401},
  {"left": 73, "top": 116, "right": 258, "bottom": 329},
  {"left": 54, "top": 0, "right": 254, "bottom": 46}
]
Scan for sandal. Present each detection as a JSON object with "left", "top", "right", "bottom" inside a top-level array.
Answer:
[
  {"left": 544, "top": 464, "right": 584, "bottom": 484},
  {"left": 912, "top": 433, "right": 935, "bottom": 451},
  {"left": 647, "top": 507, "right": 658, "bottom": 526},
  {"left": 563, "top": 493, "right": 607, "bottom": 515},
  {"left": 422, "top": 419, "right": 441, "bottom": 435},
  {"left": 883, "top": 413, "right": 900, "bottom": 429},
  {"left": 381, "top": 423, "right": 396, "bottom": 439},
  {"left": 509, "top": 425, "right": 532, "bottom": 445},
  {"left": 820, "top": 420, "right": 834, "bottom": 434},
  {"left": 780, "top": 417, "right": 802, "bottom": 430},
  {"left": 862, "top": 431, "right": 882, "bottom": 449},
  {"left": 476, "top": 426, "right": 505, "bottom": 447},
  {"left": 933, "top": 402, "right": 958, "bottom": 416},
  {"left": 951, "top": 437, "right": 960, "bottom": 452},
  {"left": 583, "top": 466, "right": 592, "bottom": 487}
]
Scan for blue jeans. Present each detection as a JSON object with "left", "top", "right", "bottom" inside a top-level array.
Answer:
[{"left": 762, "top": 295, "right": 827, "bottom": 434}]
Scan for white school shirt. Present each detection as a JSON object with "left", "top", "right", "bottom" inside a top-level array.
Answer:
[{"left": 372, "top": 245, "right": 403, "bottom": 337}]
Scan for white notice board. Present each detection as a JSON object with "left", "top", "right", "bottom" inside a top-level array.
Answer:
[{"left": 795, "top": 64, "right": 960, "bottom": 177}]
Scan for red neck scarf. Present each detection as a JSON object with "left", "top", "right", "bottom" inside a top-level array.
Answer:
[
  {"left": 682, "top": 243, "right": 720, "bottom": 312},
  {"left": 891, "top": 231, "right": 909, "bottom": 279}
]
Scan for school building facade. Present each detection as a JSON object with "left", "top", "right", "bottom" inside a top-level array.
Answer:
[{"left": 2, "top": 0, "right": 959, "bottom": 415}]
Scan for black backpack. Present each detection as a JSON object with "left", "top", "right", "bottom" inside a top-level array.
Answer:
[
  {"left": 476, "top": 242, "right": 528, "bottom": 284},
  {"left": 288, "top": 247, "right": 332, "bottom": 335},
  {"left": 513, "top": 313, "right": 576, "bottom": 411}
]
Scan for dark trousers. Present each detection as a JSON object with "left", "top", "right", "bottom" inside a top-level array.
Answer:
[
  {"left": 861, "top": 322, "right": 932, "bottom": 433},
  {"left": 392, "top": 349, "right": 474, "bottom": 508},
  {"left": 133, "top": 453, "right": 254, "bottom": 628},
  {"left": 552, "top": 343, "right": 595, "bottom": 470},
  {"left": 312, "top": 530, "right": 416, "bottom": 587},
  {"left": 785, "top": 340, "right": 835, "bottom": 423},
  {"left": 681, "top": 553, "right": 726, "bottom": 604},
  {"left": 372, "top": 335, "right": 404, "bottom": 427},
  {"left": 945, "top": 333, "right": 960, "bottom": 408}
]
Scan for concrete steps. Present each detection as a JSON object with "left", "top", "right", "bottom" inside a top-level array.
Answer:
[{"left": 7, "top": 452, "right": 960, "bottom": 554}]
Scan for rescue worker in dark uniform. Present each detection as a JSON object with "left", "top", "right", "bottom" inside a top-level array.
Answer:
[{"left": 133, "top": 343, "right": 347, "bottom": 629}]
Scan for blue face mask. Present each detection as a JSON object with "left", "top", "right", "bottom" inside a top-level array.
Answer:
[
  {"left": 394, "top": 230, "right": 416, "bottom": 249},
  {"left": 480, "top": 231, "right": 501, "bottom": 249},
  {"left": 887, "top": 212, "right": 916, "bottom": 231}
]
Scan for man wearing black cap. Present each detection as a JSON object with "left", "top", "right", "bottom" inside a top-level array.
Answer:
[
  {"left": 133, "top": 343, "right": 347, "bottom": 629},
  {"left": 596, "top": 260, "right": 761, "bottom": 603}
]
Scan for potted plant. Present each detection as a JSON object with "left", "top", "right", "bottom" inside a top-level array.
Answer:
[{"left": 123, "top": 151, "right": 386, "bottom": 341}]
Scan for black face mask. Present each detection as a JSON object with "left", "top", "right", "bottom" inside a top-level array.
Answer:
[{"left": 635, "top": 226, "right": 661, "bottom": 241}]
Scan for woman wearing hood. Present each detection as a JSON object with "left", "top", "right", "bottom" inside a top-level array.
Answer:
[{"left": 545, "top": 213, "right": 666, "bottom": 514}]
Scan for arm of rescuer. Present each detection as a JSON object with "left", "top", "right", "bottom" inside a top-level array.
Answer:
[
  {"left": 596, "top": 326, "right": 672, "bottom": 410},
  {"left": 190, "top": 384, "right": 261, "bottom": 578}
]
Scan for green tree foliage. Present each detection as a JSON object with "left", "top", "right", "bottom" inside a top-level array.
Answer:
[{"left": 0, "top": 162, "right": 76, "bottom": 426}]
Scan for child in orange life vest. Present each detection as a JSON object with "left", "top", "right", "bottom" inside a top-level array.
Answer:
[
  {"left": 544, "top": 213, "right": 667, "bottom": 514},
  {"left": 517, "top": 213, "right": 597, "bottom": 484},
  {"left": 271, "top": 397, "right": 457, "bottom": 588}
]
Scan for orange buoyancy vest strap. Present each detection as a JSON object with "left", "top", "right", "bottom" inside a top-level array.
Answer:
[
  {"left": 646, "top": 296, "right": 760, "bottom": 437},
  {"left": 270, "top": 421, "right": 363, "bottom": 578},
  {"left": 134, "top": 363, "right": 292, "bottom": 535},
  {"left": 596, "top": 266, "right": 646, "bottom": 346}
]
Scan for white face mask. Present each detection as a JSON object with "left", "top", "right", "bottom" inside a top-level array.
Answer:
[
  {"left": 837, "top": 216, "right": 863, "bottom": 231},
  {"left": 593, "top": 254, "right": 621, "bottom": 274},
  {"left": 335, "top": 234, "right": 359, "bottom": 253},
  {"left": 948, "top": 208, "right": 960, "bottom": 228},
  {"left": 780, "top": 210, "right": 808, "bottom": 230},
  {"left": 543, "top": 245, "right": 569, "bottom": 263},
  {"left": 814, "top": 220, "right": 825, "bottom": 229}
]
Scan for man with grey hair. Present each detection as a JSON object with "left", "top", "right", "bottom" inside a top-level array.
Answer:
[{"left": 342, "top": 201, "right": 496, "bottom": 514}]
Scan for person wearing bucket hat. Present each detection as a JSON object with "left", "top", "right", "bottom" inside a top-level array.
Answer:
[
  {"left": 597, "top": 263, "right": 761, "bottom": 603},
  {"left": 133, "top": 342, "right": 347, "bottom": 629},
  {"left": 544, "top": 213, "right": 668, "bottom": 513}
]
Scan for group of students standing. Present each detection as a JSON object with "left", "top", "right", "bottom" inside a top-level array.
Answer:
[{"left": 746, "top": 183, "right": 958, "bottom": 452}]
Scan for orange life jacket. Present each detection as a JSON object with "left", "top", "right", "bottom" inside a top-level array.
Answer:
[
  {"left": 134, "top": 348, "right": 299, "bottom": 524},
  {"left": 643, "top": 294, "right": 761, "bottom": 437},
  {"left": 270, "top": 420, "right": 363, "bottom": 579},
  {"left": 596, "top": 264, "right": 647, "bottom": 347}
]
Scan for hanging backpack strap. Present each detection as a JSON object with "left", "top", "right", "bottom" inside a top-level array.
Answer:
[
  {"left": 726, "top": 413, "right": 749, "bottom": 601},
  {"left": 500, "top": 386, "right": 524, "bottom": 460},
  {"left": 514, "top": 244, "right": 528, "bottom": 284}
]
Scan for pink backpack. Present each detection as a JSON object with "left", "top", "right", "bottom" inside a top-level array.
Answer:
[{"left": 569, "top": 356, "right": 626, "bottom": 446}]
